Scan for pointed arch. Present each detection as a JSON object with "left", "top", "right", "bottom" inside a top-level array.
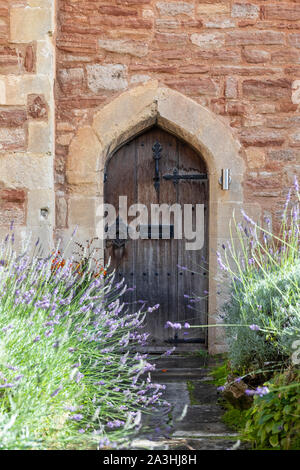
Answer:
[{"left": 65, "top": 81, "right": 246, "bottom": 353}]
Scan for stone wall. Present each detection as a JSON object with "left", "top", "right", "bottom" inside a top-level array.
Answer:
[
  {"left": 56, "top": 0, "right": 300, "bottom": 235},
  {"left": 0, "top": 0, "right": 55, "bottom": 251}
]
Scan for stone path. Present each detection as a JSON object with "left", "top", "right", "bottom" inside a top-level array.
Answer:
[{"left": 133, "top": 354, "right": 247, "bottom": 450}]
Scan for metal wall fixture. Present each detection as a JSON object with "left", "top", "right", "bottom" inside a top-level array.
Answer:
[{"left": 219, "top": 169, "right": 231, "bottom": 190}]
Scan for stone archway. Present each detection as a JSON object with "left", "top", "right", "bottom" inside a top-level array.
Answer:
[{"left": 65, "top": 80, "right": 246, "bottom": 354}]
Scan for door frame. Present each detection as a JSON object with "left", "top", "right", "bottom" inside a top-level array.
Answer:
[{"left": 65, "top": 82, "right": 250, "bottom": 354}]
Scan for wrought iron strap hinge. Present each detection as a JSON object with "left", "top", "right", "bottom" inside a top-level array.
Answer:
[
  {"left": 163, "top": 168, "right": 208, "bottom": 185},
  {"left": 152, "top": 141, "right": 162, "bottom": 192}
]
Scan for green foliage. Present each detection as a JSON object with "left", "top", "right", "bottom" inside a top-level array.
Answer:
[
  {"left": 224, "top": 260, "right": 300, "bottom": 369},
  {"left": 220, "top": 183, "right": 300, "bottom": 370},
  {"left": 244, "top": 371, "right": 300, "bottom": 450},
  {"left": 222, "top": 405, "right": 248, "bottom": 433},
  {"left": 209, "top": 362, "right": 231, "bottom": 386},
  {"left": 0, "top": 236, "right": 164, "bottom": 449}
]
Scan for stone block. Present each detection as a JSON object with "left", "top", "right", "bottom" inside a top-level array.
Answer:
[
  {"left": 245, "top": 148, "right": 266, "bottom": 169},
  {"left": 66, "top": 126, "right": 102, "bottom": 185},
  {"left": 10, "top": 7, "right": 52, "bottom": 42},
  {"left": 0, "top": 153, "right": 53, "bottom": 190},
  {"left": 87, "top": 64, "right": 128, "bottom": 92},
  {"left": 157, "top": 2, "right": 194, "bottom": 17},
  {"left": 231, "top": 3, "right": 259, "bottom": 19},
  {"left": 58, "top": 68, "right": 85, "bottom": 93},
  {"left": 98, "top": 39, "right": 148, "bottom": 57},
  {"left": 28, "top": 121, "right": 52, "bottom": 153},
  {"left": 0, "top": 128, "right": 26, "bottom": 151},
  {"left": 191, "top": 33, "right": 224, "bottom": 48}
]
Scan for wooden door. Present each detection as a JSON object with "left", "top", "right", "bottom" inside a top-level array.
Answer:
[{"left": 104, "top": 127, "right": 209, "bottom": 347}]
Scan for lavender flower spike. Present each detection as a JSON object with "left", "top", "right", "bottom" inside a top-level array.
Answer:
[
  {"left": 249, "top": 324, "right": 260, "bottom": 331},
  {"left": 241, "top": 209, "right": 256, "bottom": 226}
]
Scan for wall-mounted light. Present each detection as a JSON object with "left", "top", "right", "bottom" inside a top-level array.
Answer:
[{"left": 219, "top": 169, "right": 231, "bottom": 190}]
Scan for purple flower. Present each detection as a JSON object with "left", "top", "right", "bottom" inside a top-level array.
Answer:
[
  {"left": 0, "top": 383, "right": 15, "bottom": 389},
  {"left": 249, "top": 324, "right": 260, "bottom": 331},
  {"left": 50, "top": 385, "right": 63, "bottom": 397},
  {"left": 165, "top": 321, "right": 182, "bottom": 330},
  {"left": 241, "top": 210, "right": 256, "bottom": 226},
  {"left": 294, "top": 176, "right": 299, "bottom": 193},
  {"left": 107, "top": 420, "right": 124, "bottom": 429},
  {"left": 217, "top": 386, "right": 225, "bottom": 392},
  {"left": 33, "top": 335, "right": 40, "bottom": 343},
  {"left": 216, "top": 251, "right": 228, "bottom": 272},
  {"left": 245, "top": 386, "right": 269, "bottom": 397},
  {"left": 75, "top": 372, "right": 84, "bottom": 383},
  {"left": 69, "top": 414, "right": 83, "bottom": 421},
  {"left": 163, "top": 347, "right": 176, "bottom": 356},
  {"left": 94, "top": 380, "right": 105, "bottom": 386},
  {"left": 184, "top": 322, "right": 190, "bottom": 329}
]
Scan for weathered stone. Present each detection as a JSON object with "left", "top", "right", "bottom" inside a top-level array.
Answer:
[
  {"left": 157, "top": 2, "right": 194, "bottom": 17},
  {"left": 24, "top": 45, "right": 35, "bottom": 72},
  {"left": 68, "top": 197, "right": 96, "bottom": 227},
  {"left": 155, "top": 32, "right": 188, "bottom": 45},
  {"left": 242, "top": 47, "right": 270, "bottom": 63},
  {"left": 191, "top": 33, "right": 224, "bottom": 48},
  {"left": 225, "top": 77, "right": 238, "bottom": 99},
  {"left": 292, "top": 80, "right": 300, "bottom": 105},
  {"left": 0, "top": 108, "right": 27, "bottom": 127},
  {"left": 245, "top": 148, "right": 266, "bottom": 168},
  {"left": 195, "top": 49, "right": 241, "bottom": 63},
  {"left": 56, "top": 133, "right": 73, "bottom": 146},
  {"left": 0, "top": 128, "right": 26, "bottom": 151},
  {"left": 66, "top": 126, "right": 102, "bottom": 185},
  {"left": 130, "top": 74, "right": 151, "bottom": 84},
  {"left": 98, "top": 6, "right": 138, "bottom": 16},
  {"left": 87, "top": 64, "right": 128, "bottom": 92},
  {"left": 56, "top": 196, "right": 67, "bottom": 228},
  {"left": 268, "top": 149, "right": 295, "bottom": 161},
  {"left": 226, "top": 31, "right": 284, "bottom": 46},
  {"left": 58, "top": 68, "right": 84, "bottom": 94},
  {"left": 98, "top": 39, "right": 148, "bottom": 57},
  {"left": 242, "top": 79, "right": 291, "bottom": 100},
  {"left": 28, "top": 94, "right": 48, "bottom": 119},
  {"left": 288, "top": 34, "right": 300, "bottom": 49},
  {"left": 10, "top": 7, "right": 52, "bottom": 42},
  {"left": 204, "top": 18, "right": 235, "bottom": 29},
  {"left": 290, "top": 132, "right": 300, "bottom": 146},
  {"left": 232, "top": 3, "right": 259, "bottom": 19},
  {"left": 0, "top": 202, "right": 25, "bottom": 226},
  {"left": 0, "top": 153, "right": 53, "bottom": 190},
  {"left": 0, "top": 189, "right": 26, "bottom": 204},
  {"left": 155, "top": 18, "right": 179, "bottom": 29},
  {"left": 240, "top": 128, "right": 284, "bottom": 147},
  {"left": 264, "top": 4, "right": 300, "bottom": 21},
  {"left": 28, "top": 121, "right": 52, "bottom": 153},
  {"left": 197, "top": 4, "right": 230, "bottom": 15}
]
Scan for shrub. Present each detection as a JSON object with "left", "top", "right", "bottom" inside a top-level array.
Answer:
[
  {"left": 219, "top": 179, "right": 300, "bottom": 370},
  {"left": 0, "top": 233, "right": 166, "bottom": 449},
  {"left": 244, "top": 370, "right": 300, "bottom": 450}
]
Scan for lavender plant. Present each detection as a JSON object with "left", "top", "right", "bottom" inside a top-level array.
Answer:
[
  {"left": 218, "top": 177, "right": 300, "bottom": 369},
  {"left": 167, "top": 177, "right": 299, "bottom": 371},
  {"left": 0, "top": 232, "right": 166, "bottom": 449}
]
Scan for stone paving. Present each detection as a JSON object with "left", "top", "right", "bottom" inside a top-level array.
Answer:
[{"left": 134, "top": 354, "right": 248, "bottom": 451}]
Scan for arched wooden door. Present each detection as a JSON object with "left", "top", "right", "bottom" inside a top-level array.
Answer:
[{"left": 104, "top": 127, "right": 209, "bottom": 347}]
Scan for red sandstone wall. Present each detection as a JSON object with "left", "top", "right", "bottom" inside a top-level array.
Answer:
[{"left": 56, "top": 0, "right": 300, "bottom": 229}]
